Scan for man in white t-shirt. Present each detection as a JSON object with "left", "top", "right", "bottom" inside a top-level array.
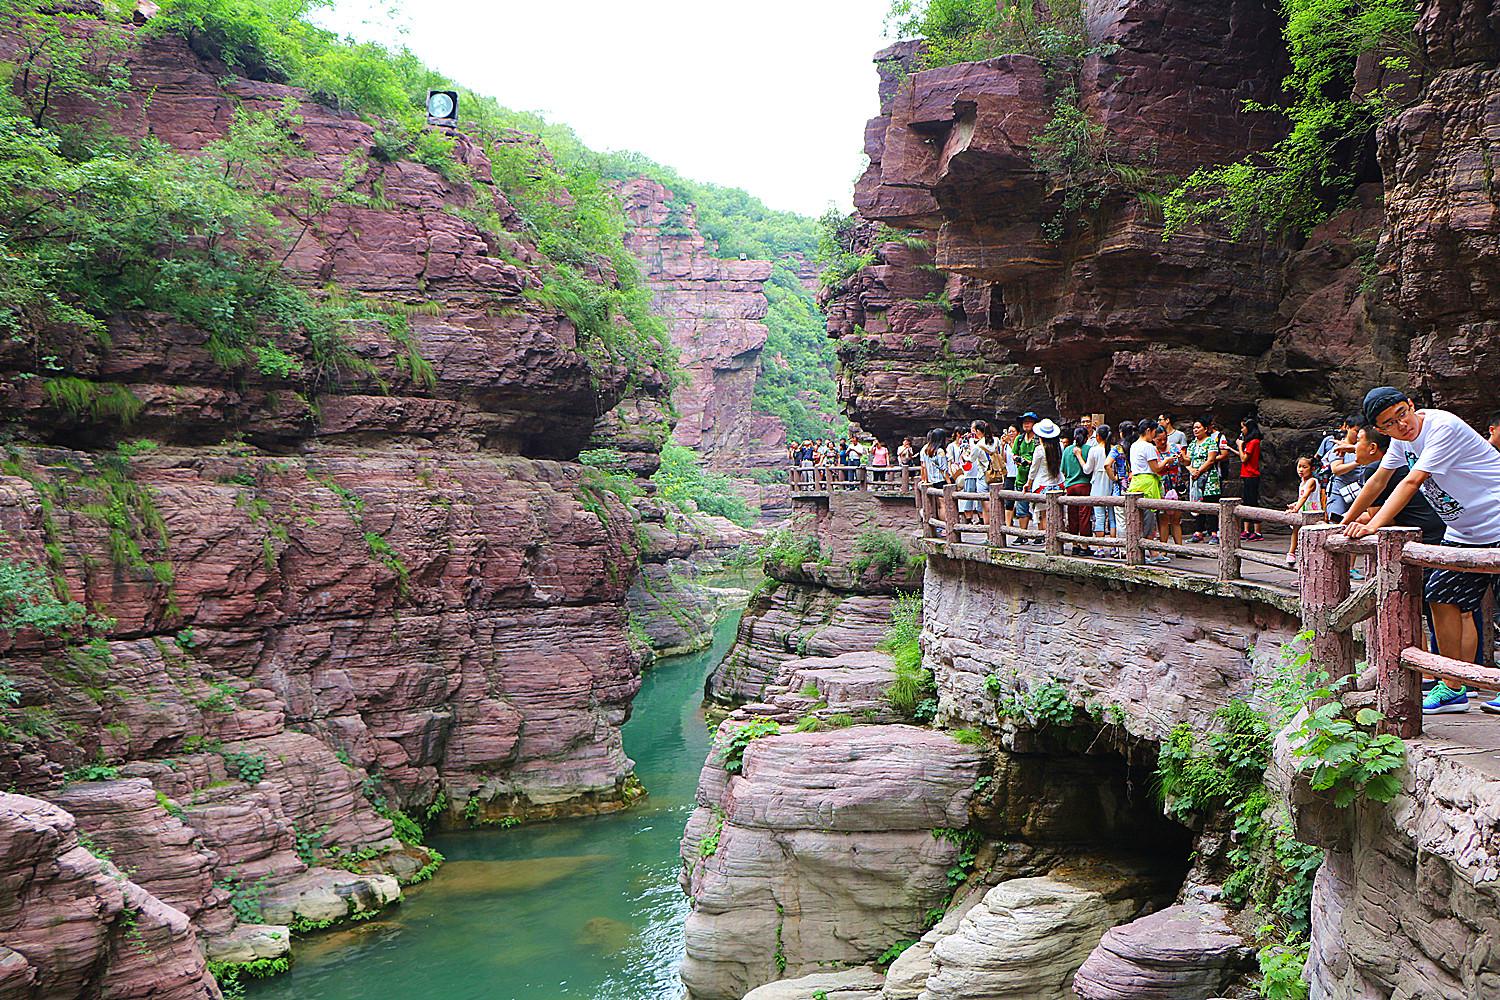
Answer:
[{"left": 1344, "top": 388, "right": 1500, "bottom": 677}]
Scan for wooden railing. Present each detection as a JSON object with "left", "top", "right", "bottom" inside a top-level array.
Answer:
[
  {"left": 1298, "top": 523, "right": 1500, "bottom": 738},
  {"left": 913, "top": 483, "right": 1317, "bottom": 584},
  {"left": 787, "top": 464, "right": 921, "bottom": 495}
]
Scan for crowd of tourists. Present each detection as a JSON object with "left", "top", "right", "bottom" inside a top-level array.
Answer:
[
  {"left": 788, "top": 397, "right": 1500, "bottom": 717},
  {"left": 913, "top": 411, "right": 1258, "bottom": 566}
]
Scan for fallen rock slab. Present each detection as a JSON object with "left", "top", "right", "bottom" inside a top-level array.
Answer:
[{"left": 1072, "top": 900, "right": 1254, "bottom": 999}]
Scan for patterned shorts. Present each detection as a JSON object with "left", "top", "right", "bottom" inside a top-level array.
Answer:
[{"left": 1424, "top": 540, "right": 1500, "bottom": 613}]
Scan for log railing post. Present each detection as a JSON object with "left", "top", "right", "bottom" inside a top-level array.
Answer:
[
  {"left": 1044, "top": 492, "right": 1062, "bottom": 556},
  {"left": 1122, "top": 493, "right": 1143, "bottom": 566},
  {"left": 1372, "top": 527, "right": 1423, "bottom": 737},
  {"left": 1297, "top": 523, "right": 1354, "bottom": 683},
  {"left": 942, "top": 484, "right": 959, "bottom": 539},
  {"left": 988, "top": 484, "right": 1006, "bottom": 549},
  {"left": 1217, "top": 498, "right": 1242, "bottom": 581},
  {"left": 858, "top": 465, "right": 868, "bottom": 491},
  {"left": 920, "top": 486, "right": 937, "bottom": 539},
  {"left": 900, "top": 465, "right": 910, "bottom": 493}
]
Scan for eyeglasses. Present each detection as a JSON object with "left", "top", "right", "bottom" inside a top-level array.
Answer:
[{"left": 1374, "top": 403, "right": 1414, "bottom": 431}]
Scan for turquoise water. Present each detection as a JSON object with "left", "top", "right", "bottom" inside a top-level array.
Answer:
[{"left": 250, "top": 607, "right": 741, "bottom": 1000}]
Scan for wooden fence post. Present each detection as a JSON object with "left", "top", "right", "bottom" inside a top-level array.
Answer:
[
  {"left": 899, "top": 465, "right": 910, "bottom": 493},
  {"left": 1372, "top": 526, "right": 1423, "bottom": 738},
  {"left": 857, "top": 466, "right": 868, "bottom": 491},
  {"left": 1123, "top": 493, "right": 1143, "bottom": 566},
  {"left": 1297, "top": 524, "right": 1354, "bottom": 683},
  {"left": 1217, "top": 497, "right": 1241, "bottom": 581},
  {"left": 988, "top": 484, "right": 1007, "bottom": 548},
  {"left": 942, "top": 484, "right": 959, "bottom": 539},
  {"left": 920, "top": 486, "right": 937, "bottom": 539},
  {"left": 1044, "top": 492, "right": 1062, "bottom": 556}
]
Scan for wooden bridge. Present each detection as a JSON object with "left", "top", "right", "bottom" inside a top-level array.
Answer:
[{"left": 785, "top": 467, "right": 1500, "bottom": 740}]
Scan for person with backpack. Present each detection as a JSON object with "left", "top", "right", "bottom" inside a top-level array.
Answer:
[{"left": 1062, "top": 425, "right": 1094, "bottom": 555}]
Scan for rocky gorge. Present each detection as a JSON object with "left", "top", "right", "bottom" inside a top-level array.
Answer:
[
  {"left": 6, "top": 1, "right": 1500, "bottom": 999},
  {"left": 0, "top": 5, "right": 801, "bottom": 995}
]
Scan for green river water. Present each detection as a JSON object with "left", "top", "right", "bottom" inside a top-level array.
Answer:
[{"left": 251, "top": 607, "right": 742, "bottom": 1000}]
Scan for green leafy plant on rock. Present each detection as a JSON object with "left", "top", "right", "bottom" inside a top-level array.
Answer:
[
  {"left": 719, "top": 719, "right": 780, "bottom": 775},
  {"left": 881, "top": 594, "right": 937, "bottom": 723}
]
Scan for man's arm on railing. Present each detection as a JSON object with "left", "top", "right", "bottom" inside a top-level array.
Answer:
[
  {"left": 1345, "top": 468, "right": 1427, "bottom": 539},
  {"left": 1340, "top": 466, "right": 1393, "bottom": 528}
]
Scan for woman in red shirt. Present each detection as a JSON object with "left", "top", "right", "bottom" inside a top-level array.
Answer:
[{"left": 1237, "top": 417, "right": 1264, "bottom": 540}]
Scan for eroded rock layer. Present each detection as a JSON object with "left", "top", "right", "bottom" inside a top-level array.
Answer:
[
  {"left": 0, "top": 19, "right": 652, "bottom": 986},
  {"left": 617, "top": 177, "right": 783, "bottom": 469}
]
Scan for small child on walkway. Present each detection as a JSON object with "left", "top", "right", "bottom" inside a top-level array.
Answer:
[{"left": 1286, "top": 456, "right": 1325, "bottom": 565}]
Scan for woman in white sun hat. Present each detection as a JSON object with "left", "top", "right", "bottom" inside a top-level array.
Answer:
[{"left": 1022, "top": 419, "right": 1064, "bottom": 543}]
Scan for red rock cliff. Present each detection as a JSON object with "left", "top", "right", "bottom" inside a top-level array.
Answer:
[
  {"left": 0, "top": 20, "right": 651, "bottom": 985},
  {"left": 844, "top": 2, "right": 1453, "bottom": 497},
  {"left": 617, "top": 177, "right": 786, "bottom": 470}
]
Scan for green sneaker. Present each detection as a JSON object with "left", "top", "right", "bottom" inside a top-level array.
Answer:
[{"left": 1423, "top": 681, "right": 1470, "bottom": 714}]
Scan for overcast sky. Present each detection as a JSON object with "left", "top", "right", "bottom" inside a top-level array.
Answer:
[{"left": 319, "top": 1, "right": 894, "bottom": 218}]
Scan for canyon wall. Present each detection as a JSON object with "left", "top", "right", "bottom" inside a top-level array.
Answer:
[
  {"left": 0, "top": 19, "right": 655, "bottom": 992},
  {"left": 617, "top": 177, "right": 784, "bottom": 470},
  {"left": 840, "top": 2, "right": 1454, "bottom": 500},
  {"left": 706, "top": 490, "right": 921, "bottom": 703}
]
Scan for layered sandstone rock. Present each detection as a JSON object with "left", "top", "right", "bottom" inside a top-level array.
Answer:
[
  {"left": 918, "top": 865, "right": 1156, "bottom": 1000},
  {"left": 820, "top": 212, "right": 1053, "bottom": 444},
  {"left": 617, "top": 177, "right": 781, "bottom": 469},
  {"left": 919, "top": 552, "right": 1300, "bottom": 741},
  {"left": 680, "top": 725, "right": 982, "bottom": 1000},
  {"left": 1072, "top": 900, "right": 1254, "bottom": 999},
  {"left": 0, "top": 16, "right": 654, "bottom": 991},
  {"left": 626, "top": 498, "right": 758, "bottom": 655},
  {"left": 0, "top": 793, "right": 220, "bottom": 1000},
  {"left": 1379, "top": 0, "right": 1500, "bottom": 424},
  {"left": 708, "top": 490, "right": 920, "bottom": 702},
  {"left": 1288, "top": 730, "right": 1500, "bottom": 998}
]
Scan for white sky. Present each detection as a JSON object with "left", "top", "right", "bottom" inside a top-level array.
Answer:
[{"left": 319, "top": 1, "right": 894, "bottom": 217}]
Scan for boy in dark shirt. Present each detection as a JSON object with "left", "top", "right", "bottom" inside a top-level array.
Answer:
[{"left": 1351, "top": 426, "right": 1445, "bottom": 543}]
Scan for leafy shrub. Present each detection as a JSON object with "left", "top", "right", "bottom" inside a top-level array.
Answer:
[
  {"left": 876, "top": 939, "right": 917, "bottom": 966},
  {"left": 759, "top": 528, "right": 821, "bottom": 577},
  {"left": 950, "top": 727, "right": 986, "bottom": 746},
  {"left": 1164, "top": 0, "right": 1419, "bottom": 239},
  {"left": 1291, "top": 702, "right": 1405, "bottom": 807},
  {"left": 814, "top": 209, "right": 875, "bottom": 291},
  {"left": 0, "top": 557, "right": 91, "bottom": 636},
  {"left": 885, "top": 0, "right": 1090, "bottom": 70},
  {"left": 850, "top": 529, "right": 921, "bottom": 578},
  {"left": 986, "top": 676, "right": 1079, "bottom": 728},
  {"left": 1257, "top": 939, "right": 1311, "bottom": 1000},
  {"left": 64, "top": 762, "right": 120, "bottom": 784},
  {"left": 719, "top": 719, "right": 780, "bottom": 775},
  {"left": 880, "top": 594, "right": 936, "bottom": 723},
  {"left": 215, "top": 872, "right": 270, "bottom": 923},
  {"left": 221, "top": 750, "right": 267, "bottom": 785},
  {"left": 653, "top": 444, "right": 753, "bottom": 527}
]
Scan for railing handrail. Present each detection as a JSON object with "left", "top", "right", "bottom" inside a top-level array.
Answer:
[
  {"left": 786, "top": 464, "right": 922, "bottom": 495},
  {"left": 1298, "top": 522, "right": 1500, "bottom": 740}
]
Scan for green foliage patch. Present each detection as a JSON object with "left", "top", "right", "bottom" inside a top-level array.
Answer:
[
  {"left": 719, "top": 718, "right": 781, "bottom": 775},
  {"left": 1164, "top": 0, "right": 1419, "bottom": 239},
  {"left": 880, "top": 594, "right": 937, "bottom": 723},
  {"left": 653, "top": 444, "right": 753, "bottom": 527}
]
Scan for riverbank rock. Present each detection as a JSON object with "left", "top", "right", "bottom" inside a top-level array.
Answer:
[
  {"left": 742, "top": 967, "right": 887, "bottom": 1000},
  {"left": 1071, "top": 901, "right": 1254, "bottom": 999},
  {"left": 919, "top": 864, "right": 1155, "bottom": 1000},
  {"left": 0, "top": 792, "right": 220, "bottom": 1000},
  {"left": 680, "top": 725, "right": 981, "bottom": 1000}
]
